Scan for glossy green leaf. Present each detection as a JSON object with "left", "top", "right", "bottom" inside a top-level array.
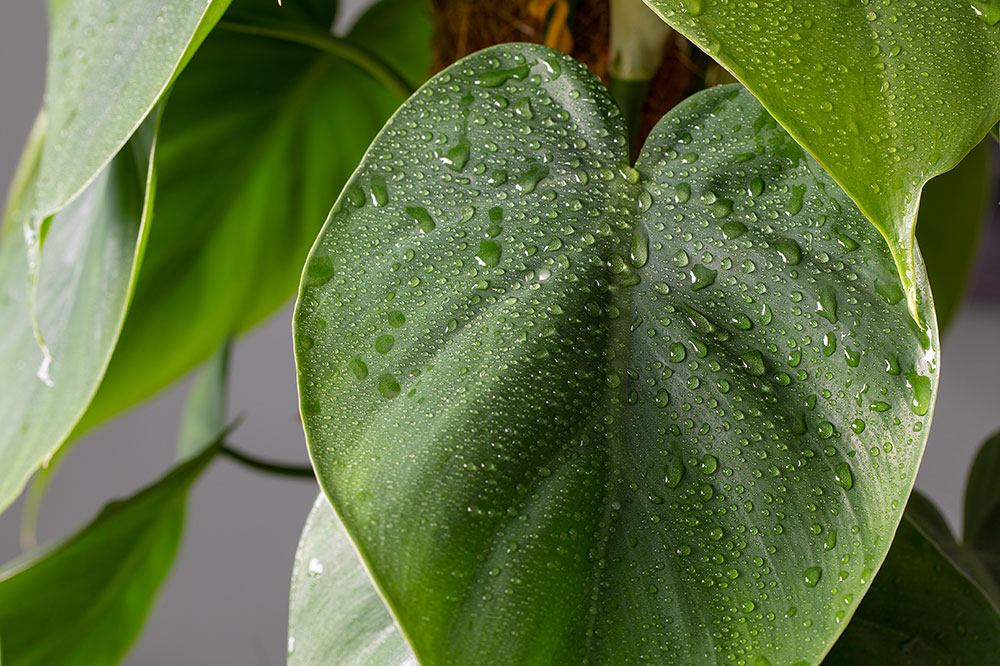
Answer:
[
  {"left": 915, "top": 139, "right": 993, "bottom": 332},
  {"left": 288, "top": 494, "right": 415, "bottom": 666},
  {"left": 0, "top": 445, "right": 216, "bottom": 666},
  {"left": 642, "top": 0, "right": 1000, "bottom": 320},
  {"left": 295, "top": 44, "right": 938, "bottom": 665},
  {"left": 177, "top": 337, "right": 232, "bottom": 462},
  {"left": 0, "top": 112, "right": 159, "bottom": 515},
  {"left": 825, "top": 508, "right": 1000, "bottom": 665},
  {"left": 30, "top": 0, "right": 230, "bottom": 223},
  {"left": 76, "top": 0, "right": 432, "bottom": 433}
]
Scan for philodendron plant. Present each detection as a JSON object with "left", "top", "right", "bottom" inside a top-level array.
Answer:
[{"left": 0, "top": 0, "right": 998, "bottom": 665}]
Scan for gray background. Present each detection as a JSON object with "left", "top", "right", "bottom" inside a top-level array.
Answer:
[{"left": 1, "top": 2, "right": 999, "bottom": 664}]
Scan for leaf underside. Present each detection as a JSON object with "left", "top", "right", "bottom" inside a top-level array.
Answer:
[
  {"left": 289, "top": 494, "right": 415, "bottom": 666},
  {"left": 643, "top": 0, "right": 1000, "bottom": 320},
  {"left": 295, "top": 44, "right": 938, "bottom": 665},
  {"left": 0, "top": 114, "right": 157, "bottom": 514}
]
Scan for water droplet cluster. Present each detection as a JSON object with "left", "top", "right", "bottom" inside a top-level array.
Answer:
[
  {"left": 645, "top": 0, "right": 1000, "bottom": 320},
  {"left": 295, "top": 44, "right": 938, "bottom": 665}
]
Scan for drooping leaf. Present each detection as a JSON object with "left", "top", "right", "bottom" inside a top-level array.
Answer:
[
  {"left": 0, "top": 314, "right": 232, "bottom": 665},
  {"left": 825, "top": 509, "right": 1000, "bottom": 665},
  {"left": 76, "top": 0, "right": 432, "bottom": 433},
  {"left": 288, "top": 494, "right": 415, "bottom": 666},
  {"left": 176, "top": 337, "right": 232, "bottom": 462},
  {"left": 295, "top": 44, "right": 938, "bottom": 665},
  {"left": 0, "top": 111, "right": 159, "bottom": 515},
  {"left": 915, "top": 139, "right": 993, "bottom": 332},
  {"left": 29, "top": 0, "right": 230, "bottom": 224},
  {"left": 0, "top": 445, "right": 216, "bottom": 666},
  {"left": 642, "top": 0, "right": 1000, "bottom": 320}
]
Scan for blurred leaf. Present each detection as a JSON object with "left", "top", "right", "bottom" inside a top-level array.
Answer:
[
  {"left": 76, "top": 0, "right": 432, "bottom": 433},
  {"left": 643, "top": 0, "right": 1000, "bottom": 320},
  {"left": 916, "top": 140, "right": 992, "bottom": 332},
  {"left": 288, "top": 494, "right": 414, "bottom": 666},
  {"left": 964, "top": 430, "right": 1000, "bottom": 584},
  {"left": 825, "top": 509, "right": 1000, "bottom": 665},
  {"left": 176, "top": 337, "right": 231, "bottom": 462},
  {"left": 0, "top": 111, "right": 159, "bottom": 515},
  {"left": 0, "top": 444, "right": 216, "bottom": 666},
  {"left": 0, "top": 313, "right": 233, "bottom": 665},
  {"left": 29, "top": 0, "right": 230, "bottom": 223},
  {"left": 296, "top": 46, "right": 938, "bottom": 665}
]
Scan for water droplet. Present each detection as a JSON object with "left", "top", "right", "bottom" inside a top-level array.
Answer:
[
  {"left": 665, "top": 458, "right": 685, "bottom": 488},
  {"left": 375, "top": 335, "right": 395, "bottom": 354},
  {"left": 690, "top": 264, "right": 717, "bottom": 290},
  {"left": 655, "top": 388, "right": 671, "bottom": 408},
  {"left": 406, "top": 206, "right": 436, "bottom": 233},
  {"left": 475, "top": 63, "right": 531, "bottom": 87},
  {"left": 476, "top": 240, "right": 502, "bottom": 267},
  {"left": 817, "top": 286, "right": 839, "bottom": 324},
  {"left": 803, "top": 566, "right": 822, "bottom": 587},
  {"left": 774, "top": 238, "right": 802, "bottom": 265},
  {"left": 349, "top": 358, "right": 368, "bottom": 380},
  {"left": 378, "top": 373, "right": 401, "bottom": 399},
  {"left": 905, "top": 371, "right": 931, "bottom": 415},
  {"left": 388, "top": 311, "right": 406, "bottom": 327},
  {"left": 699, "top": 454, "right": 718, "bottom": 474},
  {"left": 834, "top": 462, "right": 854, "bottom": 490}
]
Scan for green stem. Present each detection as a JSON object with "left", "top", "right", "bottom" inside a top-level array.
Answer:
[
  {"left": 219, "top": 443, "right": 316, "bottom": 479},
  {"left": 216, "top": 20, "right": 414, "bottom": 100},
  {"left": 609, "top": 78, "right": 651, "bottom": 159}
]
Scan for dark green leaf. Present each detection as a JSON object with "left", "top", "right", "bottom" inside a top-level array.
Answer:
[
  {"left": 916, "top": 140, "right": 993, "bottom": 332},
  {"left": 643, "top": 0, "right": 1000, "bottom": 319},
  {"left": 964, "top": 430, "right": 1000, "bottom": 584},
  {"left": 76, "top": 0, "right": 432, "bottom": 433},
  {"left": 0, "top": 112, "right": 159, "bottom": 514},
  {"left": 826, "top": 503, "right": 1000, "bottom": 664},
  {"left": 288, "top": 494, "right": 414, "bottom": 666},
  {"left": 0, "top": 446, "right": 216, "bottom": 666},
  {"left": 295, "top": 44, "right": 938, "bottom": 665}
]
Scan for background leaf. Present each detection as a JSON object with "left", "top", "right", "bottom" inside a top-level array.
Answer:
[
  {"left": 0, "top": 454, "right": 206, "bottom": 666},
  {"left": 825, "top": 509, "right": 1000, "bottom": 665},
  {"left": 0, "top": 112, "right": 158, "bottom": 514},
  {"left": 31, "top": 0, "right": 230, "bottom": 222},
  {"left": 295, "top": 45, "right": 938, "bottom": 665},
  {"left": 76, "top": 0, "right": 432, "bottom": 433},
  {"left": 0, "top": 326, "right": 232, "bottom": 666},
  {"left": 915, "top": 139, "right": 993, "bottom": 332},
  {"left": 288, "top": 494, "right": 415, "bottom": 666},
  {"left": 963, "top": 430, "right": 1000, "bottom": 587},
  {"left": 642, "top": 0, "right": 1000, "bottom": 318}
]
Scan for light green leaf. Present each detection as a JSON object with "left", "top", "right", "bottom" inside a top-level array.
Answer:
[
  {"left": 0, "top": 111, "right": 159, "bottom": 515},
  {"left": 31, "top": 0, "right": 230, "bottom": 223},
  {"left": 289, "top": 494, "right": 415, "bottom": 666},
  {"left": 76, "top": 0, "right": 432, "bottom": 433},
  {"left": 0, "top": 444, "right": 216, "bottom": 666},
  {"left": 642, "top": 0, "right": 1000, "bottom": 320},
  {"left": 176, "top": 337, "right": 232, "bottom": 462},
  {"left": 915, "top": 139, "right": 993, "bottom": 332},
  {"left": 295, "top": 45, "right": 938, "bottom": 665},
  {"left": 825, "top": 508, "right": 1000, "bottom": 665}
]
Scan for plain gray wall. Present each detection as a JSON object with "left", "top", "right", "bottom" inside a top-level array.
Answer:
[{"left": 1, "top": 2, "right": 999, "bottom": 664}]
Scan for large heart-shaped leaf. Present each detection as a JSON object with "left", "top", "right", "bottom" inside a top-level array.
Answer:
[
  {"left": 642, "top": 0, "right": 1000, "bottom": 320},
  {"left": 0, "top": 112, "right": 158, "bottom": 515},
  {"left": 75, "top": 0, "right": 432, "bottom": 434},
  {"left": 826, "top": 502, "right": 1000, "bottom": 664},
  {"left": 29, "top": 0, "right": 229, "bottom": 225},
  {"left": 289, "top": 494, "right": 415, "bottom": 666},
  {"left": 295, "top": 44, "right": 938, "bottom": 665}
]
